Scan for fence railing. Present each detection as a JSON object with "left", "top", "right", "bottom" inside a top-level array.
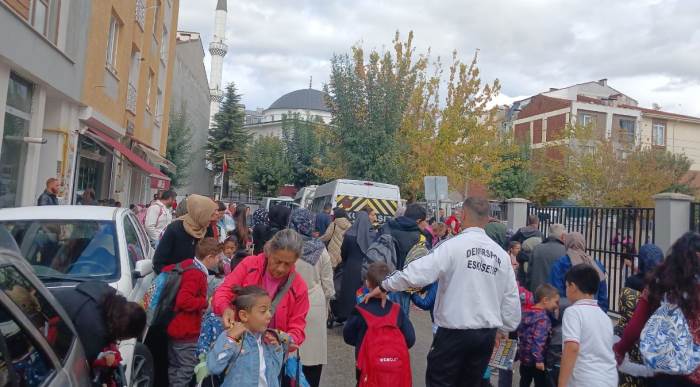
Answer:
[
  {"left": 528, "top": 205, "right": 655, "bottom": 315},
  {"left": 691, "top": 202, "right": 700, "bottom": 233}
]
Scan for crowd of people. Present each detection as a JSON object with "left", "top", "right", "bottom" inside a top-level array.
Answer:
[{"left": 37, "top": 185, "right": 700, "bottom": 387}]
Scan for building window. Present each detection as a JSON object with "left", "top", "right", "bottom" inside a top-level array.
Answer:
[
  {"left": 146, "top": 70, "right": 154, "bottom": 110},
  {"left": 155, "top": 88, "right": 163, "bottom": 125},
  {"left": 151, "top": 2, "right": 160, "bottom": 39},
  {"left": 653, "top": 122, "right": 666, "bottom": 146},
  {"left": 135, "top": 0, "right": 146, "bottom": 30},
  {"left": 106, "top": 13, "right": 121, "bottom": 72},
  {"left": 31, "top": 0, "right": 60, "bottom": 44},
  {"left": 160, "top": 24, "right": 169, "bottom": 63},
  {"left": 1, "top": 74, "right": 33, "bottom": 209},
  {"left": 581, "top": 114, "right": 592, "bottom": 126},
  {"left": 619, "top": 118, "right": 636, "bottom": 143}
]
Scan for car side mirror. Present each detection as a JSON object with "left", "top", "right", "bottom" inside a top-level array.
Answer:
[{"left": 133, "top": 260, "right": 153, "bottom": 280}]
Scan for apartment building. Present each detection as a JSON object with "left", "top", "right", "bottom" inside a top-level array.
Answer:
[
  {"left": 0, "top": 0, "right": 90, "bottom": 208},
  {"left": 508, "top": 80, "right": 700, "bottom": 174},
  {"left": 77, "top": 0, "right": 179, "bottom": 205}
]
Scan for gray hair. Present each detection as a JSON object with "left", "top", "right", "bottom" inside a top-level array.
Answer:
[
  {"left": 264, "top": 229, "right": 304, "bottom": 258},
  {"left": 549, "top": 223, "right": 566, "bottom": 240}
]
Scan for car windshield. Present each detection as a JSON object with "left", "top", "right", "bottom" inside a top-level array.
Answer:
[{"left": 0, "top": 220, "right": 119, "bottom": 281}]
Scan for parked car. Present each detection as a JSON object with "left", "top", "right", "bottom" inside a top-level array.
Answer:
[
  {"left": 0, "top": 243, "right": 92, "bottom": 386},
  {"left": 0, "top": 206, "right": 155, "bottom": 387}
]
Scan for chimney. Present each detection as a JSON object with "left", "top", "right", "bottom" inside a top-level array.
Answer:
[{"left": 598, "top": 78, "right": 608, "bottom": 86}]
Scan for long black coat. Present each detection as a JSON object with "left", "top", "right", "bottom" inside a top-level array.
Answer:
[
  {"left": 153, "top": 220, "right": 198, "bottom": 273},
  {"left": 332, "top": 235, "right": 367, "bottom": 322}
]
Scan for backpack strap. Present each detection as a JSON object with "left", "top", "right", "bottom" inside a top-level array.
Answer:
[
  {"left": 270, "top": 273, "right": 296, "bottom": 316},
  {"left": 356, "top": 303, "right": 400, "bottom": 328}
]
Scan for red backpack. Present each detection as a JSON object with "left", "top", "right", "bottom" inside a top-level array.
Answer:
[{"left": 356, "top": 303, "right": 412, "bottom": 387}]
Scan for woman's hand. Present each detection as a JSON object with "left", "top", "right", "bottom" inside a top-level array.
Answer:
[{"left": 222, "top": 307, "right": 236, "bottom": 328}]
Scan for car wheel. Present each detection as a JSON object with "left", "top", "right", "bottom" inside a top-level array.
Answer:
[{"left": 131, "top": 343, "right": 154, "bottom": 387}]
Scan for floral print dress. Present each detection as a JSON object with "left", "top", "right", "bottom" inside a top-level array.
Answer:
[{"left": 615, "top": 287, "right": 651, "bottom": 387}]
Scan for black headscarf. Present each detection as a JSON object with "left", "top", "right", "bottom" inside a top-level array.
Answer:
[
  {"left": 252, "top": 205, "right": 291, "bottom": 255},
  {"left": 346, "top": 211, "right": 374, "bottom": 255},
  {"left": 289, "top": 209, "right": 325, "bottom": 266},
  {"left": 268, "top": 205, "right": 292, "bottom": 232}
]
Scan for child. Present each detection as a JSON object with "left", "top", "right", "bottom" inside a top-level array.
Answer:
[
  {"left": 91, "top": 342, "right": 122, "bottom": 387},
  {"left": 207, "top": 286, "right": 291, "bottom": 387},
  {"left": 344, "top": 262, "right": 416, "bottom": 386},
  {"left": 559, "top": 264, "right": 617, "bottom": 387},
  {"left": 166, "top": 237, "right": 222, "bottom": 387},
  {"left": 517, "top": 284, "right": 560, "bottom": 387}
]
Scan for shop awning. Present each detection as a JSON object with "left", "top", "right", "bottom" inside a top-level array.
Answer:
[
  {"left": 136, "top": 143, "right": 177, "bottom": 172},
  {"left": 86, "top": 128, "right": 170, "bottom": 190}
]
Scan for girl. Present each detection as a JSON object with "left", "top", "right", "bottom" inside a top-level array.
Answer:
[{"left": 207, "top": 286, "right": 292, "bottom": 387}]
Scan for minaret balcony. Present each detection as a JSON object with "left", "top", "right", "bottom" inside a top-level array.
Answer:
[{"left": 209, "top": 41, "right": 228, "bottom": 57}]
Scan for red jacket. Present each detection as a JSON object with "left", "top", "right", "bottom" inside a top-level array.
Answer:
[
  {"left": 167, "top": 259, "right": 208, "bottom": 341},
  {"left": 212, "top": 253, "right": 310, "bottom": 345}
]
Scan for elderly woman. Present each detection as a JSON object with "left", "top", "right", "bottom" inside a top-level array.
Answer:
[
  {"left": 212, "top": 229, "right": 310, "bottom": 348},
  {"left": 288, "top": 209, "right": 334, "bottom": 387},
  {"left": 549, "top": 231, "right": 609, "bottom": 311}
]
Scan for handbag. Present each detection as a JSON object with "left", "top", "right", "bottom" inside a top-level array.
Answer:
[{"left": 639, "top": 299, "right": 700, "bottom": 375}]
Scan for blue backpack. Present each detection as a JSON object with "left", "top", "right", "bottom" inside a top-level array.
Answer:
[
  {"left": 640, "top": 300, "right": 700, "bottom": 375},
  {"left": 146, "top": 261, "right": 197, "bottom": 327}
]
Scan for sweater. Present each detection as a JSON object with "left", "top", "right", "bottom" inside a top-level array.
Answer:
[
  {"left": 167, "top": 259, "right": 208, "bottom": 341},
  {"left": 153, "top": 220, "right": 198, "bottom": 273}
]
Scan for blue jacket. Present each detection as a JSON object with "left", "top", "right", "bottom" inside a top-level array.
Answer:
[
  {"left": 411, "top": 282, "right": 438, "bottom": 322},
  {"left": 207, "top": 330, "right": 289, "bottom": 387},
  {"left": 549, "top": 255, "right": 609, "bottom": 312}
]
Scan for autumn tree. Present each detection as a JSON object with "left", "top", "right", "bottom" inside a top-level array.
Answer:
[
  {"left": 206, "top": 83, "right": 249, "bottom": 197},
  {"left": 488, "top": 141, "right": 535, "bottom": 200},
  {"left": 241, "top": 136, "right": 292, "bottom": 197}
]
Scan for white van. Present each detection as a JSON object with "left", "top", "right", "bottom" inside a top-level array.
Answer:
[
  {"left": 262, "top": 196, "right": 298, "bottom": 211},
  {"left": 294, "top": 185, "right": 318, "bottom": 209},
  {"left": 311, "top": 179, "right": 401, "bottom": 223}
]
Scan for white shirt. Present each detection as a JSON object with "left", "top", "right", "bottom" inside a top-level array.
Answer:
[
  {"left": 382, "top": 227, "right": 521, "bottom": 331},
  {"left": 144, "top": 200, "right": 172, "bottom": 242},
  {"left": 562, "top": 298, "right": 618, "bottom": 387},
  {"left": 256, "top": 334, "right": 267, "bottom": 387}
]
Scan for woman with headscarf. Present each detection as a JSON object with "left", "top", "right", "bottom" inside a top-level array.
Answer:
[
  {"left": 613, "top": 243, "right": 663, "bottom": 387},
  {"left": 319, "top": 208, "right": 352, "bottom": 268},
  {"left": 252, "top": 205, "right": 291, "bottom": 255},
  {"left": 288, "top": 209, "right": 334, "bottom": 387},
  {"left": 548, "top": 231, "right": 609, "bottom": 311},
  {"left": 332, "top": 211, "right": 375, "bottom": 323},
  {"left": 153, "top": 194, "right": 218, "bottom": 273}
]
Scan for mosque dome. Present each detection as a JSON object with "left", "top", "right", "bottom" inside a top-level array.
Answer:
[{"left": 267, "top": 88, "right": 330, "bottom": 112}]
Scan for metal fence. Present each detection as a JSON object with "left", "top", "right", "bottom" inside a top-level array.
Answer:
[
  {"left": 527, "top": 205, "right": 655, "bottom": 315},
  {"left": 691, "top": 202, "right": 700, "bottom": 233}
]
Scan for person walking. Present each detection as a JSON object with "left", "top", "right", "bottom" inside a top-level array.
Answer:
[
  {"left": 549, "top": 232, "right": 609, "bottom": 311},
  {"left": 527, "top": 223, "right": 566, "bottom": 292},
  {"left": 445, "top": 207, "right": 462, "bottom": 235},
  {"left": 144, "top": 190, "right": 176, "bottom": 247},
  {"left": 319, "top": 208, "right": 352, "bottom": 269},
  {"left": 288, "top": 209, "right": 335, "bottom": 387},
  {"left": 231, "top": 204, "right": 251, "bottom": 251},
  {"left": 365, "top": 197, "right": 521, "bottom": 387},
  {"left": 332, "top": 211, "right": 374, "bottom": 324},
  {"left": 510, "top": 214, "right": 544, "bottom": 284},
  {"left": 37, "top": 178, "right": 60, "bottom": 206},
  {"left": 315, "top": 203, "right": 333, "bottom": 235},
  {"left": 252, "top": 205, "right": 291, "bottom": 255}
]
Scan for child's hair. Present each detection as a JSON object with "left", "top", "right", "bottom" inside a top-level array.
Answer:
[
  {"left": 564, "top": 264, "right": 600, "bottom": 295},
  {"left": 233, "top": 285, "right": 269, "bottom": 312},
  {"left": 102, "top": 293, "right": 146, "bottom": 341},
  {"left": 433, "top": 222, "right": 447, "bottom": 236},
  {"left": 366, "top": 262, "right": 390, "bottom": 288},
  {"left": 534, "top": 283, "right": 559, "bottom": 303},
  {"left": 507, "top": 241, "right": 521, "bottom": 252},
  {"left": 197, "top": 237, "right": 221, "bottom": 259},
  {"left": 222, "top": 236, "right": 238, "bottom": 247}
]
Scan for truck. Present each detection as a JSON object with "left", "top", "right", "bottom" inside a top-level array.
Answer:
[
  {"left": 310, "top": 179, "right": 401, "bottom": 224},
  {"left": 294, "top": 185, "right": 318, "bottom": 209}
]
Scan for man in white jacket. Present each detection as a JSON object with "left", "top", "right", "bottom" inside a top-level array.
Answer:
[
  {"left": 366, "top": 197, "right": 521, "bottom": 387},
  {"left": 144, "top": 190, "right": 176, "bottom": 247}
]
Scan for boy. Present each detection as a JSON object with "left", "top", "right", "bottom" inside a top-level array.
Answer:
[
  {"left": 166, "top": 237, "right": 222, "bottom": 387},
  {"left": 343, "top": 262, "right": 416, "bottom": 386},
  {"left": 517, "top": 284, "right": 560, "bottom": 387},
  {"left": 558, "top": 264, "right": 617, "bottom": 387}
]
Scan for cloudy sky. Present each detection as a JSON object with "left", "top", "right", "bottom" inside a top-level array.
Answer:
[{"left": 178, "top": 0, "right": 700, "bottom": 116}]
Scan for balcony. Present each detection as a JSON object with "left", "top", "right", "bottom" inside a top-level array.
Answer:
[
  {"left": 208, "top": 41, "right": 228, "bottom": 57},
  {"left": 135, "top": 0, "right": 146, "bottom": 30},
  {"left": 126, "top": 83, "right": 137, "bottom": 113}
]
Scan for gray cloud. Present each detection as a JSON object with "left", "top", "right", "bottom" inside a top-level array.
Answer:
[{"left": 177, "top": 0, "right": 700, "bottom": 115}]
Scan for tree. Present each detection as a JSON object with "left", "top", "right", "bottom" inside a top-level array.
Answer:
[
  {"left": 165, "top": 103, "right": 193, "bottom": 188},
  {"left": 488, "top": 142, "right": 535, "bottom": 200},
  {"left": 281, "top": 114, "right": 324, "bottom": 188},
  {"left": 241, "top": 136, "right": 292, "bottom": 197},
  {"left": 206, "top": 83, "right": 249, "bottom": 197}
]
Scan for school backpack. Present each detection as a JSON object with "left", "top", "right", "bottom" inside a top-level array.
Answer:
[
  {"left": 146, "top": 261, "right": 198, "bottom": 327},
  {"left": 356, "top": 303, "right": 412, "bottom": 387},
  {"left": 403, "top": 236, "right": 429, "bottom": 269},
  {"left": 639, "top": 299, "right": 700, "bottom": 375},
  {"left": 364, "top": 234, "right": 398, "bottom": 274}
]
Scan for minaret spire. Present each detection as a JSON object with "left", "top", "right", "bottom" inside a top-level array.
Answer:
[{"left": 208, "top": 0, "right": 228, "bottom": 126}]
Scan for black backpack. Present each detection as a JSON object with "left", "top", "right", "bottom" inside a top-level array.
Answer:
[{"left": 146, "top": 261, "right": 198, "bottom": 327}]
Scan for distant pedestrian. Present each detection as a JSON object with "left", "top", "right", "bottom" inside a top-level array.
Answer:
[
  {"left": 80, "top": 188, "right": 97, "bottom": 205},
  {"left": 144, "top": 190, "right": 176, "bottom": 247},
  {"left": 251, "top": 205, "right": 291, "bottom": 255},
  {"left": 558, "top": 264, "right": 617, "bottom": 387},
  {"left": 527, "top": 223, "right": 566, "bottom": 292},
  {"left": 231, "top": 204, "right": 251, "bottom": 251},
  {"left": 445, "top": 207, "right": 462, "bottom": 235},
  {"left": 364, "top": 197, "right": 521, "bottom": 386},
  {"left": 319, "top": 207, "right": 352, "bottom": 268},
  {"left": 315, "top": 203, "right": 333, "bottom": 235},
  {"left": 429, "top": 208, "right": 446, "bottom": 225},
  {"left": 510, "top": 214, "right": 544, "bottom": 284},
  {"left": 37, "top": 178, "right": 59, "bottom": 206}
]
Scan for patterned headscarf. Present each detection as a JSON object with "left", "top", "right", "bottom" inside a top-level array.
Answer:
[
  {"left": 252, "top": 208, "right": 268, "bottom": 228},
  {"left": 289, "top": 208, "right": 324, "bottom": 265},
  {"left": 566, "top": 232, "right": 605, "bottom": 281},
  {"left": 638, "top": 243, "right": 664, "bottom": 275}
]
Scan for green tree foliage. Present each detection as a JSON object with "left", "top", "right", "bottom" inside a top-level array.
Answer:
[
  {"left": 206, "top": 83, "right": 249, "bottom": 197},
  {"left": 488, "top": 142, "right": 535, "bottom": 200},
  {"left": 165, "top": 104, "right": 193, "bottom": 188},
  {"left": 281, "top": 114, "right": 324, "bottom": 188},
  {"left": 242, "top": 136, "right": 292, "bottom": 196}
]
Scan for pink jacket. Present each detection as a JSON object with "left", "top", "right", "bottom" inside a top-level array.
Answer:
[{"left": 212, "top": 253, "right": 310, "bottom": 346}]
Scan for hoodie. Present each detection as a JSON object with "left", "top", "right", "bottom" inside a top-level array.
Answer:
[
  {"left": 380, "top": 216, "right": 421, "bottom": 270},
  {"left": 517, "top": 306, "right": 552, "bottom": 366}
]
